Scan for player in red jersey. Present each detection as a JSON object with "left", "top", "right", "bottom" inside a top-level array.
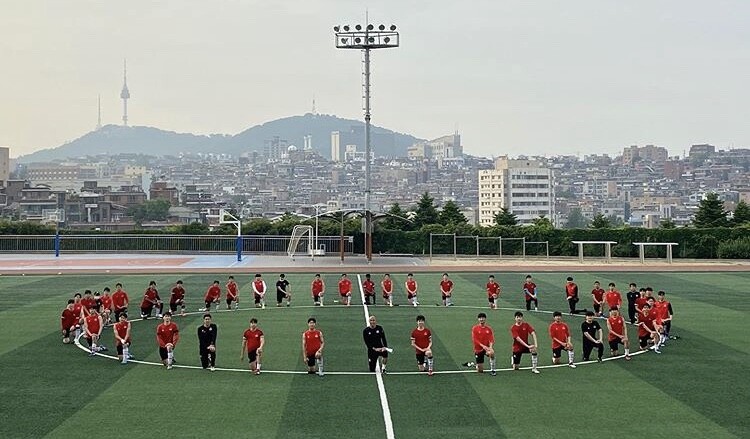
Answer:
[
  {"left": 522, "top": 275, "right": 538, "bottom": 311},
  {"left": 81, "top": 290, "right": 97, "bottom": 315},
  {"left": 486, "top": 275, "right": 500, "bottom": 309},
  {"left": 471, "top": 312, "right": 496, "bottom": 375},
  {"left": 549, "top": 311, "right": 576, "bottom": 368},
  {"left": 511, "top": 311, "right": 540, "bottom": 374},
  {"left": 606, "top": 307, "right": 631, "bottom": 360},
  {"left": 202, "top": 280, "right": 222, "bottom": 312},
  {"left": 72, "top": 292, "right": 84, "bottom": 325},
  {"left": 252, "top": 274, "right": 267, "bottom": 309},
  {"left": 83, "top": 309, "right": 104, "bottom": 355},
  {"left": 411, "top": 315, "right": 434, "bottom": 375},
  {"left": 381, "top": 273, "right": 394, "bottom": 307},
  {"left": 405, "top": 273, "right": 419, "bottom": 307},
  {"left": 169, "top": 280, "right": 186, "bottom": 316},
  {"left": 311, "top": 274, "right": 325, "bottom": 306},
  {"left": 635, "top": 288, "right": 649, "bottom": 314},
  {"left": 302, "top": 317, "right": 325, "bottom": 376},
  {"left": 111, "top": 283, "right": 129, "bottom": 321},
  {"left": 605, "top": 282, "right": 623, "bottom": 314},
  {"left": 100, "top": 287, "right": 114, "bottom": 326},
  {"left": 637, "top": 304, "right": 661, "bottom": 354},
  {"left": 362, "top": 273, "right": 376, "bottom": 305},
  {"left": 156, "top": 312, "right": 180, "bottom": 369},
  {"left": 565, "top": 276, "right": 584, "bottom": 315},
  {"left": 654, "top": 291, "right": 674, "bottom": 346},
  {"left": 140, "top": 280, "right": 163, "bottom": 319},
  {"left": 591, "top": 281, "right": 605, "bottom": 317},
  {"left": 241, "top": 317, "right": 264, "bottom": 374},
  {"left": 226, "top": 275, "right": 240, "bottom": 310},
  {"left": 60, "top": 299, "right": 79, "bottom": 344},
  {"left": 338, "top": 273, "right": 352, "bottom": 307},
  {"left": 113, "top": 312, "right": 132, "bottom": 364},
  {"left": 440, "top": 273, "right": 454, "bottom": 306}
]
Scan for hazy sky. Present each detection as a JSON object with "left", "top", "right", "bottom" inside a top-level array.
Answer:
[{"left": 2, "top": 1, "right": 749, "bottom": 158}]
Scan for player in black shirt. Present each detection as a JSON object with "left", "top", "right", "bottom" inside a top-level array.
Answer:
[
  {"left": 626, "top": 283, "right": 639, "bottom": 324},
  {"left": 581, "top": 311, "right": 604, "bottom": 362},
  {"left": 276, "top": 274, "right": 291, "bottom": 307},
  {"left": 197, "top": 313, "right": 218, "bottom": 371},
  {"left": 363, "top": 315, "right": 389, "bottom": 373}
]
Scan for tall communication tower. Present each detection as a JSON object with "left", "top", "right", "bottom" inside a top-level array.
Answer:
[{"left": 120, "top": 59, "right": 130, "bottom": 126}]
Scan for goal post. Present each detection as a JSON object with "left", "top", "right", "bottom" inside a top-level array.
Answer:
[{"left": 288, "top": 225, "right": 314, "bottom": 261}]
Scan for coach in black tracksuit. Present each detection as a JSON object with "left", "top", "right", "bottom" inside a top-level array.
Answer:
[
  {"left": 197, "top": 313, "right": 218, "bottom": 369},
  {"left": 581, "top": 311, "right": 604, "bottom": 362},
  {"left": 363, "top": 315, "right": 389, "bottom": 372},
  {"left": 626, "top": 284, "right": 640, "bottom": 324}
]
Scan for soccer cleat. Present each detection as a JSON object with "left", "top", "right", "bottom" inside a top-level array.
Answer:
[
  {"left": 156, "top": 314, "right": 163, "bottom": 318},
  {"left": 532, "top": 368, "right": 540, "bottom": 374},
  {"left": 568, "top": 363, "right": 577, "bottom": 368},
  {"left": 597, "top": 357, "right": 603, "bottom": 363},
  {"left": 428, "top": 369, "right": 433, "bottom": 376},
  {"left": 318, "top": 370, "right": 324, "bottom": 377},
  {"left": 198, "top": 308, "right": 207, "bottom": 312},
  {"left": 286, "top": 303, "right": 291, "bottom": 307},
  {"left": 254, "top": 369, "right": 261, "bottom": 375},
  {"left": 490, "top": 371, "right": 497, "bottom": 376},
  {"left": 653, "top": 348, "right": 661, "bottom": 354},
  {"left": 210, "top": 366, "right": 215, "bottom": 372},
  {"left": 462, "top": 362, "right": 475, "bottom": 368},
  {"left": 535, "top": 307, "right": 538, "bottom": 311},
  {"left": 625, "top": 355, "right": 632, "bottom": 361}
]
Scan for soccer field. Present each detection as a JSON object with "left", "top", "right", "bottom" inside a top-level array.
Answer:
[{"left": 0, "top": 271, "right": 747, "bottom": 439}]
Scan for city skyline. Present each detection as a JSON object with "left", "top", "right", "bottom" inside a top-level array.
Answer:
[{"left": 2, "top": 1, "right": 750, "bottom": 158}]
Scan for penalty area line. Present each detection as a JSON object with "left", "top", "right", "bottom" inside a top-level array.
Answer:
[{"left": 358, "top": 274, "right": 395, "bottom": 439}]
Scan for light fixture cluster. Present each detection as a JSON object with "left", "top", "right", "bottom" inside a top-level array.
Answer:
[{"left": 334, "top": 24, "right": 399, "bottom": 49}]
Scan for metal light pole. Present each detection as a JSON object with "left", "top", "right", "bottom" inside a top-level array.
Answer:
[{"left": 334, "top": 23, "right": 399, "bottom": 262}]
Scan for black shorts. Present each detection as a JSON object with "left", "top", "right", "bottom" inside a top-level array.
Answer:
[
  {"left": 609, "top": 338, "right": 624, "bottom": 351},
  {"left": 474, "top": 350, "right": 489, "bottom": 364},
  {"left": 552, "top": 346, "right": 567, "bottom": 358},
  {"left": 416, "top": 352, "right": 426, "bottom": 365},
  {"left": 369, "top": 349, "right": 388, "bottom": 359},
  {"left": 116, "top": 344, "right": 129, "bottom": 355},
  {"left": 114, "top": 307, "right": 127, "bottom": 319},
  {"left": 512, "top": 346, "right": 531, "bottom": 365},
  {"left": 306, "top": 355, "right": 317, "bottom": 367},
  {"left": 441, "top": 293, "right": 450, "bottom": 300},
  {"left": 248, "top": 349, "right": 258, "bottom": 363},
  {"left": 277, "top": 291, "right": 287, "bottom": 303},
  {"left": 488, "top": 296, "right": 495, "bottom": 304},
  {"left": 226, "top": 297, "right": 236, "bottom": 305},
  {"left": 593, "top": 303, "right": 601, "bottom": 313},
  {"left": 169, "top": 302, "right": 182, "bottom": 312},
  {"left": 639, "top": 335, "right": 651, "bottom": 348},
  {"left": 141, "top": 305, "right": 153, "bottom": 315},
  {"left": 159, "top": 347, "right": 169, "bottom": 360},
  {"left": 62, "top": 328, "right": 72, "bottom": 338}
]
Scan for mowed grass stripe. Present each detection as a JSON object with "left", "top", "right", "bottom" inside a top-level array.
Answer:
[
  {"left": 0, "top": 275, "right": 115, "bottom": 310},
  {"left": 640, "top": 272, "right": 750, "bottom": 313},
  {"left": 0, "top": 332, "right": 131, "bottom": 439},
  {"left": 612, "top": 326, "right": 749, "bottom": 438}
]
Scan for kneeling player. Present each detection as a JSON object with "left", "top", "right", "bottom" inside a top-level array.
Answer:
[
  {"left": 637, "top": 304, "right": 661, "bottom": 354},
  {"left": 156, "top": 312, "right": 180, "bottom": 369},
  {"left": 60, "top": 299, "right": 79, "bottom": 344},
  {"left": 411, "top": 315, "right": 434, "bottom": 375},
  {"left": 472, "top": 312, "right": 496, "bottom": 375},
  {"left": 276, "top": 274, "right": 291, "bottom": 307},
  {"left": 486, "top": 275, "right": 500, "bottom": 309},
  {"left": 381, "top": 273, "right": 394, "bottom": 307},
  {"left": 226, "top": 275, "right": 239, "bottom": 310},
  {"left": 405, "top": 273, "right": 420, "bottom": 307},
  {"left": 169, "top": 280, "right": 186, "bottom": 316},
  {"left": 338, "top": 273, "right": 352, "bottom": 307},
  {"left": 114, "top": 313, "right": 132, "bottom": 364},
  {"left": 302, "top": 317, "right": 324, "bottom": 376},
  {"left": 362, "top": 274, "right": 376, "bottom": 305},
  {"left": 241, "top": 318, "right": 264, "bottom": 374},
  {"left": 140, "top": 281, "right": 163, "bottom": 319},
  {"left": 252, "top": 274, "right": 267, "bottom": 309},
  {"left": 83, "top": 308, "right": 105, "bottom": 355},
  {"left": 549, "top": 311, "right": 576, "bottom": 368},
  {"left": 511, "top": 311, "right": 540, "bottom": 374},
  {"left": 202, "top": 280, "right": 221, "bottom": 312},
  {"left": 606, "top": 307, "right": 631, "bottom": 360},
  {"left": 311, "top": 274, "right": 325, "bottom": 306}
]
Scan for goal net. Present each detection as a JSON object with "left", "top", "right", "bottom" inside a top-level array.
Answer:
[{"left": 287, "top": 225, "right": 313, "bottom": 260}]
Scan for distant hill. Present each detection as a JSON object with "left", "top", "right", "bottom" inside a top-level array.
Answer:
[{"left": 17, "top": 114, "right": 423, "bottom": 163}]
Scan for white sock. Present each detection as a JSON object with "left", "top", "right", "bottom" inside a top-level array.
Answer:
[
  {"left": 489, "top": 357, "right": 496, "bottom": 372},
  {"left": 75, "top": 328, "right": 81, "bottom": 338},
  {"left": 567, "top": 350, "right": 575, "bottom": 364},
  {"left": 316, "top": 358, "right": 323, "bottom": 374},
  {"left": 122, "top": 345, "right": 129, "bottom": 364},
  {"left": 427, "top": 357, "right": 434, "bottom": 370},
  {"left": 256, "top": 362, "right": 261, "bottom": 371},
  {"left": 531, "top": 353, "right": 539, "bottom": 370},
  {"left": 167, "top": 350, "right": 174, "bottom": 366},
  {"left": 625, "top": 348, "right": 630, "bottom": 355}
]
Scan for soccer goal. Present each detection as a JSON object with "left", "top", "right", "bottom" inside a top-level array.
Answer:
[{"left": 288, "top": 225, "right": 314, "bottom": 261}]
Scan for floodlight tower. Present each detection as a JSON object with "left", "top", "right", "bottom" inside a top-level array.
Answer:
[
  {"left": 333, "top": 22, "right": 399, "bottom": 262},
  {"left": 120, "top": 59, "right": 130, "bottom": 126}
]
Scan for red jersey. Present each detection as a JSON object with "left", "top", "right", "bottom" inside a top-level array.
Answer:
[
  {"left": 406, "top": 280, "right": 418, "bottom": 296},
  {"left": 303, "top": 329, "right": 323, "bottom": 355},
  {"left": 523, "top": 282, "right": 537, "bottom": 299},
  {"left": 204, "top": 285, "right": 221, "bottom": 301},
  {"left": 362, "top": 280, "right": 375, "bottom": 295},
  {"left": 635, "top": 296, "right": 649, "bottom": 311},
  {"left": 170, "top": 286, "right": 185, "bottom": 304},
  {"left": 72, "top": 302, "right": 84, "bottom": 319},
  {"left": 253, "top": 280, "right": 266, "bottom": 295},
  {"left": 311, "top": 279, "right": 324, "bottom": 296},
  {"left": 511, "top": 322, "right": 535, "bottom": 353},
  {"left": 548, "top": 322, "right": 571, "bottom": 349},
  {"left": 440, "top": 280, "right": 453, "bottom": 294},
  {"left": 472, "top": 324, "right": 494, "bottom": 353},
  {"left": 114, "top": 321, "right": 131, "bottom": 345},
  {"left": 156, "top": 322, "right": 179, "bottom": 347},
  {"left": 565, "top": 283, "right": 578, "bottom": 299},
  {"left": 81, "top": 296, "right": 96, "bottom": 310},
  {"left": 140, "top": 288, "right": 160, "bottom": 308},
  {"left": 226, "top": 281, "right": 239, "bottom": 300},
  {"left": 61, "top": 308, "right": 77, "bottom": 330},
  {"left": 411, "top": 327, "right": 432, "bottom": 351},
  {"left": 486, "top": 282, "right": 500, "bottom": 298},
  {"left": 637, "top": 312, "right": 657, "bottom": 337},
  {"left": 84, "top": 314, "right": 101, "bottom": 335},
  {"left": 243, "top": 328, "right": 264, "bottom": 351},
  {"left": 654, "top": 301, "right": 671, "bottom": 321},
  {"left": 605, "top": 291, "right": 623, "bottom": 308},
  {"left": 100, "top": 294, "right": 113, "bottom": 310},
  {"left": 607, "top": 315, "right": 625, "bottom": 341},
  {"left": 112, "top": 290, "right": 129, "bottom": 309},
  {"left": 338, "top": 279, "right": 352, "bottom": 295},
  {"left": 382, "top": 279, "right": 393, "bottom": 294},
  {"left": 591, "top": 288, "right": 605, "bottom": 303}
]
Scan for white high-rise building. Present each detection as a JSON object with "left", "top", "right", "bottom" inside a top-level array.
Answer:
[
  {"left": 0, "top": 146, "right": 10, "bottom": 185},
  {"left": 478, "top": 156, "right": 554, "bottom": 226},
  {"left": 331, "top": 131, "right": 341, "bottom": 162}
]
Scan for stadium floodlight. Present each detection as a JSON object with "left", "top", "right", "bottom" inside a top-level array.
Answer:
[{"left": 333, "top": 21, "right": 400, "bottom": 262}]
